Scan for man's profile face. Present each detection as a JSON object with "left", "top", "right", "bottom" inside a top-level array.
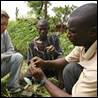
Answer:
[
  {"left": 1, "top": 16, "right": 8, "bottom": 33},
  {"left": 67, "top": 17, "right": 90, "bottom": 46}
]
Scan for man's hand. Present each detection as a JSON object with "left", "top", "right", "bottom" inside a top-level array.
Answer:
[
  {"left": 30, "top": 56, "right": 45, "bottom": 68},
  {"left": 46, "top": 45, "right": 56, "bottom": 53},
  {"left": 28, "top": 65, "right": 46, "bottom": 81}
]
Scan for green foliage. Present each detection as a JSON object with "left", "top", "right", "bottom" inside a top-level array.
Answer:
[
  {"left": 27, "top": 1, "right": 51, "bottom": 19},
  {"left": 47, "top": 5, "right": 77, "bottom": 33},
  {"left": 8, "top": 18, "right": 38, "bottom": 57},
  {"left": 52, "top": 5, "right": 77, "bottom": 24},
  {"left": 27, "top": 1, "right": 43, "bottom": 16},
  {"left": 59, "top": 33, "right": 74, "bottom": 55}
]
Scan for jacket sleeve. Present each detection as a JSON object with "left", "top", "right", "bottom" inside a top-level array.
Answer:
[
  {"left": 1, "top": 31, "right": 15, "bottom": 61},
  {"left": 49, "top": 34, "right": 63, "bottom": 59},
  {"left": 27, "top": 42, "right": 35, "bottom": 65}
]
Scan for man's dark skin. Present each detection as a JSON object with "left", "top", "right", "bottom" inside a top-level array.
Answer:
[
  {"left": 37, "top": 19, "right": 48, "bottom": 41},
  {"left": 36, "top": 19, "right": 58, "bottom": 53},
  {"left": 28, "top": 3, "right": 97, "bottom": 97}
]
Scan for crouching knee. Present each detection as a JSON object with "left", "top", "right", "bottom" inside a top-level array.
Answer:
[
  {"left": 12, "top": 52, "right": 23, "bottom": 63},
  {"left": 63, "top": 63, "right": 76, "bottom": 78}
]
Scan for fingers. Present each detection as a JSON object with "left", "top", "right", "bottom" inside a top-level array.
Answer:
[
  {"left": 31, "top": 56, "right": 38, "bottom": 62},
  {"left": 29, "top": 63, "right": 36, "bottom": 67},
  {"left": 30, "top": 56, "right": 39, "bottom": 64},
  {"left": 28, "top": 66, "right": 44, "bottom": 80},
  {"left": 29, "top": 56, "right": 45, "bottom": 69},
  {"left": 46, "top": 45, "right": 55, "bottom": 52},
  {"left": 28, "top": 65, "right": 37, "bottom": 75},
  {"left": 30, "top": 59, "right": 40, "bottom": 67},
  {"left": 29, "top": 65, "right": 42, "bottom": 74},
  {"left": 33, "top": 61, "right": 39, "bottom": 66}
]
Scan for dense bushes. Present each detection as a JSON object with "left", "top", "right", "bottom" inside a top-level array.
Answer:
[
  {"left": 59, "top": 33, "right": 74, "bottom": 55},
  {"left": 8, "top": 18, "right": 74, "bottom": 59},
  {"left": 8, "top": 18, "right": 38, "bottom": 58}
]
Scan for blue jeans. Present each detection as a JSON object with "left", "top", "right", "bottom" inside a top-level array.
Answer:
[
  {"left": 63, "top": 63, "right": 83, "bottom": 94},
  {"left": 1, "top": 53, "right": 23, "bottom": 89}
]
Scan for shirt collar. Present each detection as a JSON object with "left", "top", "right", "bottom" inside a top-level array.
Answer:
[{"left": 83, "top": 40, "right": 97, "bottom": 60}]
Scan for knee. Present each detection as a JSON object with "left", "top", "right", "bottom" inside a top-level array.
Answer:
[
  {"left": 63, "top": 63, "right": 77, "bottom": 77},
  {"left": 12, "top": 53, "right": 23, "bottom": 62}
]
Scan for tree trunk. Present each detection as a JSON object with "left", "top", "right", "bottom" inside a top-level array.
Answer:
[{"left": 44, "top": 1, "right": 48, "bottom": 19}]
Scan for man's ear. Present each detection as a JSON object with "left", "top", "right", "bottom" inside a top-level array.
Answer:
[
  {"left": 88, "top": 31, "right": 96, "bottom": 38},
  {"left": 88, "top": 26, "right": 97, "bottom": 37}
]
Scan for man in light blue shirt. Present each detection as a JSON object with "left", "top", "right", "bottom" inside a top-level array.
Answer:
[{"left": 1, "top": 10, "right": 23, "bottom": 93}]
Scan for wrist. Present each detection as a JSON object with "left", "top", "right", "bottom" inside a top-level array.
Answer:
[
  {"left": 40, "top": 77, "right": 47, "bottom": 86},
  {"left": 44, "top": 60, "right": 48, "bottom": 65}
]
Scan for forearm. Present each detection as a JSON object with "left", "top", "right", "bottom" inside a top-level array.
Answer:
[
  {"left": 28, "top": 65, "right": 71, "bottom": 97},
  {"left": 53, "top": 50, "right": 63, "bottom": 59},
  {"left": 44, "top": 57, "right": 68, "bottom": 68},
  {"left": 44, "top": 79, "right": 71, "bottom": 97}
]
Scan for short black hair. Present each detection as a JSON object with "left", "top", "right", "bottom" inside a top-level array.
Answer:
[
  {"left": 1, "top": 10, "right": 9, "bottom": 18},
  {"left": 70, "top": 3, "right": 97, "bottom": 29},
  {"left": 37, "top": 18, "right": 48, "bottom": 27}
]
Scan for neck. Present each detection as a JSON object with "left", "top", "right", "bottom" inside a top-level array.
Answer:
[
  {"left": 84, "top": 40, "right": 96, "bottom": 52},
  {"left": 40, "top": 36, "right": 47, "bottom": 41}
]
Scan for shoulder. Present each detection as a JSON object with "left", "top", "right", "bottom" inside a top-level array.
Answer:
[
  {"left": 70, "top": 46, "right": 84, "bottom": 54},
  {"left": 34, "top": 36, "right": 40, "bottom": 41},
  {"left": 2, "top": 30, "right": 9, "bottom": 39},
  {"left": 49, "top": 33, "right": 58, "bottom": 40},
  {"left": 29, "top": 37, "right": 39, "bottom": 44},
  {"left": 73, "top": 46, "right": 84, "bottom": 51},
  {"left": 29, "top": 36, "right": 40, "bottom": 46},
  {"left": 3, "top": 30, "right": 8, "bottom": 36},
  {"left": 50, "top": 33, "right": 58, "bottom": 37}
]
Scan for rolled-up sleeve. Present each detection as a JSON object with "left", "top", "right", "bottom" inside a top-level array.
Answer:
[
  {"left": 1, "top": 31, "right": 15, "bottom": 60},
  {"left": 65, "top": 46, "right": 83, "bottom": 63},
  {"left": 5, "top": 31, "right": 14, "bottom": 52}
]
